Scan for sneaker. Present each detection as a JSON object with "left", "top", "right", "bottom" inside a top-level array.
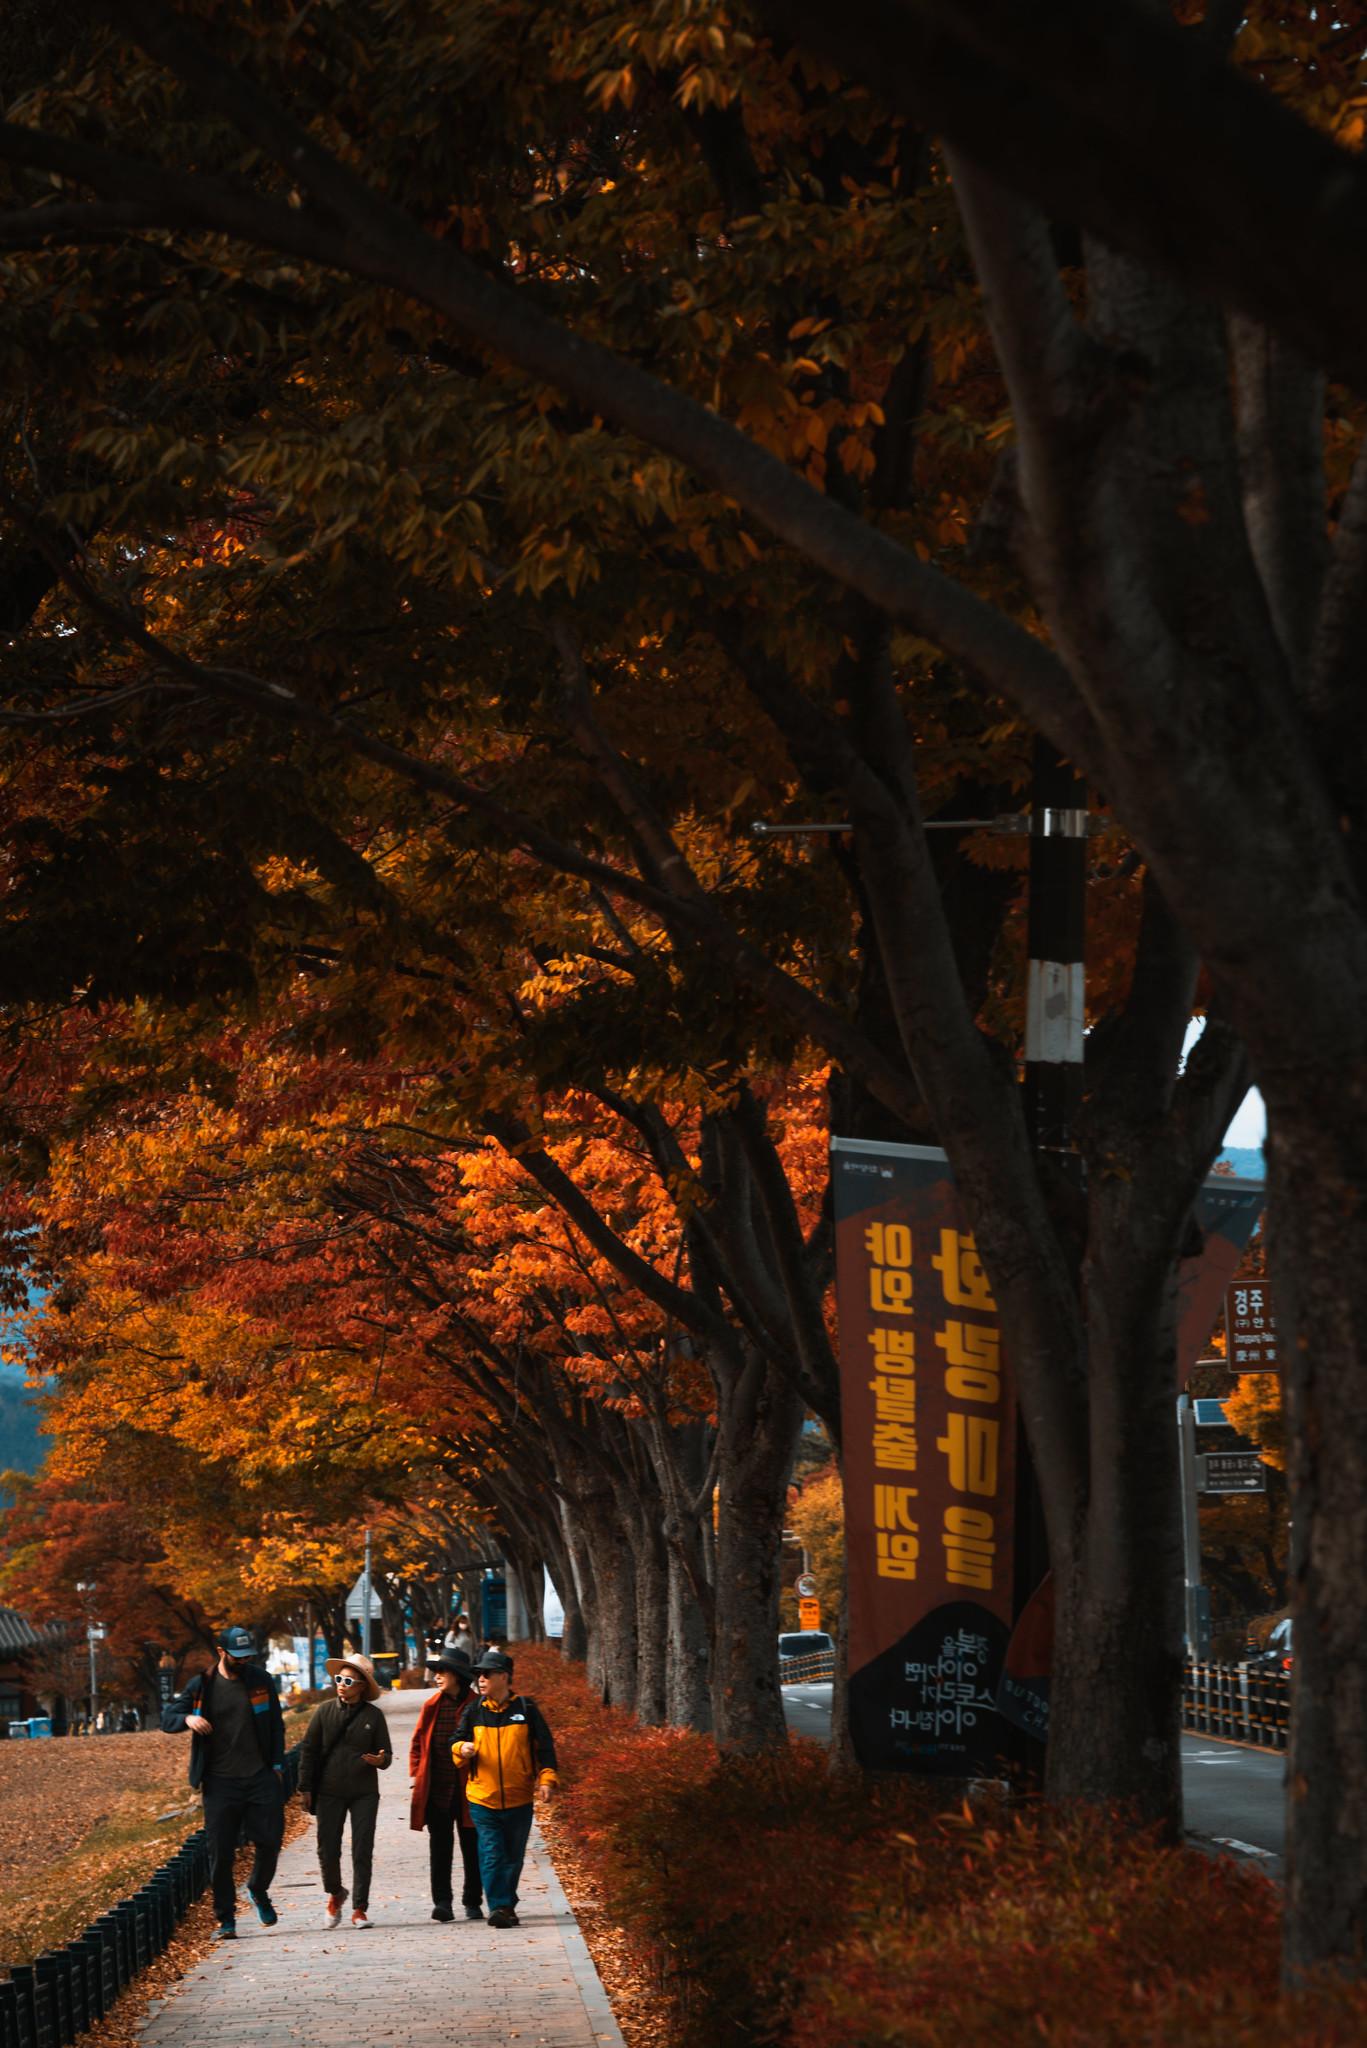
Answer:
[
  {"left": 211, "top": 1921, "right": 236, "bottom": 1942},
  {"left": 464, "top": 1904, "right": 484, "bottom": 1921},
  {"left": 486, "top": 1907, "right": 515, "bottom": 1928},
  {"left": 352, "top": 1910, "right": 372, "bottom": 1929},
  {"left": 247, "top": 1884, "right": 278, "bottom": 1928},
  {"left": 325, "top": 1895, "right": 344, "bottom": 1930},
  {"left": 431, "top": 1904, "right": 455, "bottom": 1923}
]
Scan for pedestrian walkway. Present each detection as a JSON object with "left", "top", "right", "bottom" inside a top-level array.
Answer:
[{"left": 140, "top": 1688, "right": 623, "bottom": 2048}]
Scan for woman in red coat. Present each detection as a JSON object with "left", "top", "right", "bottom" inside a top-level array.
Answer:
[{"left": 409, "top": 1648, "right": 483, "bottom": 1921}]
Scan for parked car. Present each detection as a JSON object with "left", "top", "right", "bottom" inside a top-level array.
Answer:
[
  {"left": 1249, "top": 1617, "right": 1293, "bottom": 1672},
  {"left": 778, "top": 1630, "right": 834, "bottom": 1665}
]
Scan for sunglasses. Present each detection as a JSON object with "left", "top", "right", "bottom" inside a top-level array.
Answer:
[{"left": 335, "top": 1673, "right": 362, "bottom": 1686}]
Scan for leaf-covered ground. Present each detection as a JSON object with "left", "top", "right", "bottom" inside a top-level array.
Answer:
[
  {"left": 2, "top": 1708, "right": 314, "bottom": 1975},
  {"left": 0, "top": 1732, "right": 198, "bottom": 1971}
]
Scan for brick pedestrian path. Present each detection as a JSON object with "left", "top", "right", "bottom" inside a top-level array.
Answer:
[{"left": 140, "top": 1688, "right": 624, "bottom": 2048}]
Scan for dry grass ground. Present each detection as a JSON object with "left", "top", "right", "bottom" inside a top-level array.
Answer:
[
  {"left": 1, "top": 1705, "right": 313, "bottom": 1973},
  {"left": 0, "top": 1732, "right": 196, "bottom": 1971}
]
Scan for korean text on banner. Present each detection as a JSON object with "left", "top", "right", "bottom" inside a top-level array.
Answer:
[{"left": 832, "top": 1137, "right": 1015, "bottom": 1775}]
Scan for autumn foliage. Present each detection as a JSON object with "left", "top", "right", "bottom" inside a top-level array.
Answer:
[{"left": 522, "top": 1642, "right": 1367, "bottom": 2048}]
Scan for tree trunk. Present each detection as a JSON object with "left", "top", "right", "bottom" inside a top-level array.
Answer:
[
  {"left": 543, "top": 1535, "right": 585, "bottom": 1661},
  {"left": 560, "top": 1502, "right": 601, "bottom": 1685},
  {"left": 826, "top": 1530, "right": 855, "bottom": 1767},
  {"left": 511, "top": 1550, "right": 546, "bottom": 1642},
  {"left": 666, "top": 1544, "right": 712, "bottom": 1731},
  {"left": 551, "top": 1546, "right": 588, "bottom": 1662},
  {"left": 1045, "top": 1203, "right": 1185, "bottom": 1826},
  {"left": 580, "top": 1496, "right": 638, "bottom": 1712},
  {"left": 378, "top": 1579, "right": 407, "bottom": 1664},
  {"left": 629, "top": 1511, "right": 669, "bottom": 1726},
  {"left": 1268, "top": 1077, "right": 1367, "bottom": 1974},
  {"left": 710, "top": 1350, "right": 805, "bottom": 1751}
]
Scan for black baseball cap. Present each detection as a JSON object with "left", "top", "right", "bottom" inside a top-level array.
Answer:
[{"left": 218, "top": 1626, "right": 257, "bottom": 1660}]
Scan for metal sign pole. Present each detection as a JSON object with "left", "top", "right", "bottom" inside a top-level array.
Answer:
[
  {"left": 1177, "top": 1396, "right": 1210, "bottom": 1658},
  {"left": 361, "top": 1527, "right": 373, "bottom": 1657}
]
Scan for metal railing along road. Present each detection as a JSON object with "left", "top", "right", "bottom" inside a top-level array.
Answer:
[
  {"left": 1183, "top": 1660, "right": 1291, "bottom": 1751},
  {"left": 779, "top": 1651, "right": 836, "bottom": 1685},
  {"left": 772, "top": 1652, "right": 1291, "bottom": 1750}
]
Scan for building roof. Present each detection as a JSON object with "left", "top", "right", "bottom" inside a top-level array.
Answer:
[{"left": 0, "top": 1606, "right": 42, "bottom": 1655}]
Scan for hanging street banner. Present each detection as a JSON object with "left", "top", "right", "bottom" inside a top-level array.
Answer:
[
  {"left": 832, "top": 1137, "right": 1015, "bottom": 1776},
  {"left": 834, "top": 1146, "right": 1267, "bottom": 1763},
  {"left": 1225, "top": 1280, "right": 1280, "bottom": 1373},
  {"left": 1176, "top": 1176, "right": 1266, "bottom": 1384}
]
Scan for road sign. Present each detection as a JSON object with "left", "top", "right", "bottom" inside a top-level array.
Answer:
[
  {"left": 1199, "top": 1451, "right": 1266, "bottom": 1494},
  {"left": 1193, "top": 1398, "right": 1228, "bottom": 1426},
  {"left": 1226, "top": 1283, "right": 1280, "bottom": 1372},
  {"left": 795, "top": 1572, "right": 817, "bottom": 1598},
  {"left": 798, "top": 1597, "right": 822, "bottom": 1630}
]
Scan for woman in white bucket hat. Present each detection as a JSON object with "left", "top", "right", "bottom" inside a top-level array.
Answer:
[{"left": 298, "top": 1654, "right": 392, "bottom": 1928}]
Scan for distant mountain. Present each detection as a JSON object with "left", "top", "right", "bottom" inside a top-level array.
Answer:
[
  {"left": 0, "top": 1375, "right": 44, "bottom": 1493},
  {"left": 0, "top": 1283, "right": 45, "bottom": 1491}
]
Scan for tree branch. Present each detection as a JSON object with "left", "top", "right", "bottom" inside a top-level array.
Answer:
[
  {"left": 758, "top": 0, "right": 1367, "bottom": 389},
  {"left": 0, "top": 4, "right": 1097, "bottom": 767}
]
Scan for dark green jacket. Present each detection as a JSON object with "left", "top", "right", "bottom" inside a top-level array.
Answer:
[
  {"left": 161, "top": 1663, "right": 285, "bottom": 1790},
  {"left": 298, "top": 1696, "right": 393, "bottom": 1804}
]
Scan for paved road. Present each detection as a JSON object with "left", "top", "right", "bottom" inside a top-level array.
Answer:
[
  {"left": 140, "top": 1688, "right": 623, "bottom": 2048},
  {"left": 1181, "top": 1735, "right": 1285, "bottom": 1859},
  {"left": 783, "top": 1684, "right": 1285, "bottom": 1862},
  {"left": 783, "top": 1682, "right": 836, "bottom": 1740}
]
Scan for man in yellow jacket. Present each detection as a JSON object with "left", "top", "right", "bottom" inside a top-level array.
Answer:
[{"left": 454, "top": 1649, "right": 558, "bottom": 1928}]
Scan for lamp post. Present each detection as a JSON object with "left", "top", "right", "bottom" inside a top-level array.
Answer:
[{"left": 75, "top": 1581, "right": 102, "bottom": 1729}]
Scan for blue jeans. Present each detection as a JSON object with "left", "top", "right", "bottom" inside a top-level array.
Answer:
[{"left": 469, "top": 1802, "right": 535, "bottom": 1912}]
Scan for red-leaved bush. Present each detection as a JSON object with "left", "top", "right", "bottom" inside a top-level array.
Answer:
[{"left": 517, "top": 1644, "right": 1367, "bottom": 2046}]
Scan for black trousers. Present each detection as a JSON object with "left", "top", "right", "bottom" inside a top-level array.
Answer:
[
  {"left": 425, "top": 1791, "right": 483, "bottom": 1909},
  {"left": 316, "top": 1790, "right": 380, "bottom": 1913},
  {"left": 202, "top": 1768, "right": 284, "bottom": 1925}
]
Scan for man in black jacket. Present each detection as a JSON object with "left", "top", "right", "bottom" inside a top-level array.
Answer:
[{"left": 161, "top": 1626, "right": 287, "bottom": 1941}]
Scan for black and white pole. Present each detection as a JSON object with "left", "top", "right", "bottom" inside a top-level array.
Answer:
[
  {"left": 1010, "top": 742, "right": 1087, "bottom": 1771},
  {"left": 1023, "top": 743, "right": 1087, "bottom": 1149}
]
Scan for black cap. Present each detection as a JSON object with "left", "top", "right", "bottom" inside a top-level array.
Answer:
[
  {"left": 425, "top": 1648, "right": 474, "bottom": 1679},
  {"left": 218, "top": 1626, "right": 257, "bottom": 1661},
  {"left": 473, "top": 1648, "right": 514, "bottom": 1675}
]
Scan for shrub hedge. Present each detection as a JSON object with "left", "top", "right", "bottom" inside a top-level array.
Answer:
[{"left": 517, "top": 1643, "right": 1367, "bottom": 2046}]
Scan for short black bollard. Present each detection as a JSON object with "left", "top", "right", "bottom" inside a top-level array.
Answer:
[
  {"left": 7, "top": 1965, "right": 39, "bottom": 2048},
  {"left": 32, "top": 1956, "right": 70, "bottom": 2048},
  {"left": 58, "top": 1949, "right": 84, "bottom": 2040},
  {"left": 115, "top": 1898, "right": 142, "bottom": 1977},
  {"left": 97, "top": 1911, "right": 126, "bottom": 1996},
  {"left": 76, "top": 1934, "right": 105, "bottom": 2025}
]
